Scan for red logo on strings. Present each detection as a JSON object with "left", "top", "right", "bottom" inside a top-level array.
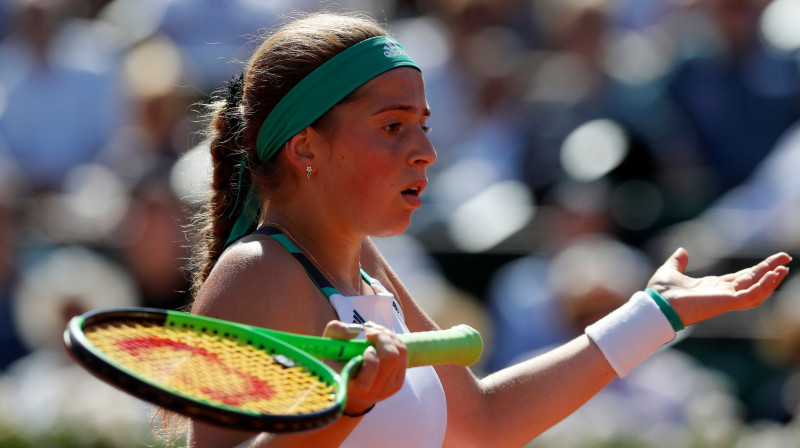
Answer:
[{"left": 116, "top": 336, "right": 275, "bottom": 406}]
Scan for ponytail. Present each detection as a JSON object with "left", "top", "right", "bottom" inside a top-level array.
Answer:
[{"left": 188, "top": 73, "right": 250, "bottom": 297}]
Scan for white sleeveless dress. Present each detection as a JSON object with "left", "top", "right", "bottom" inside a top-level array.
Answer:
[{"left": 329, "top": 277, "right": 447, "bottom": 448}]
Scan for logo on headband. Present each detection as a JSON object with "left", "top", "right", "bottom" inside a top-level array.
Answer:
[{"left": 383, "top": 38, "right": 405, "bottom": 58}]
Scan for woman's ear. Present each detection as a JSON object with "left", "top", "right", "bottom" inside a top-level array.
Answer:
[{"left": 283, "top": 126, "right": 319, "bottom": 173}]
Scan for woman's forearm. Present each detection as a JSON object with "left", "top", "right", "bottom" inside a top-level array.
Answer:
[{"left": 435, "top": 335, "right": 614, "bottom": 448}]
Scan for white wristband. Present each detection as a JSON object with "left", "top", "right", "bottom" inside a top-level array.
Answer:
[{"left": 585, "top": 291, "right": 676, "bottom": 377}]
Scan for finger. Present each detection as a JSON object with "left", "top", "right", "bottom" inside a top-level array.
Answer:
[
  {"left": 363, "top": 328, "right": 407, "bottom": 392},
  {"left": 729, "top": 252, "right": 793, "bottom": 278},
  {"left": 376, "top": 344, "right": 407, "bottom": 397},
  {"left": 727, "top": 252, "right": 793, "bottom": 289},
  {"left": 733, "top": 266, "right": 790, "bottom": 309},
  {"left": 349, "top": 340, "right": 405, "bottom": 402},
  {"left": 322, "top": 320, "right": 363, "bottom": 340},
  {"left": 767, "top": 252, "right": 792, "bottom": 266},
  {"left": 350, "top": 346, "right": 379, "bottom": 389},
  {"left": 342, "top": 346, "right": 380, "bottom": 415},
  {"left": 662, "top": 247, "right": 690, "bottom": 274},
  {"left": 365, "top": 328, "right": 407, "bottom": 368}
]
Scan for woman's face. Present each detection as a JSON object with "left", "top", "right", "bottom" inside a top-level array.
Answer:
[{"left": 314, "top": 67, "right": 436, "bottom": 237}]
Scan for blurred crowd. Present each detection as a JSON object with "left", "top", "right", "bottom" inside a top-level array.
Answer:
[{"left": 0, "top": 0, "right": 799, "bottom": 446}]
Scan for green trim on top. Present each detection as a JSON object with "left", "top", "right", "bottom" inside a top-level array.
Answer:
[
  {"left": 269, "top": 233, "right": 301, "bottom": 254},
  {"left": 359, "top": 269, "right": 372, "bottom": 284}
]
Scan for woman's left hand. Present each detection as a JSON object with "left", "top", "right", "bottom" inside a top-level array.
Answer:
[
  {"left": 322, "top": 320, "right": 407, "bottom": 416},
  {"left": 648, "top": 248, "right": 791, "bottom": 327}
]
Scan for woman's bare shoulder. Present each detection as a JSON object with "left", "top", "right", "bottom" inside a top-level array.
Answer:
[{"left": 191, "top": 235, "right": 335, "bottom": 333}]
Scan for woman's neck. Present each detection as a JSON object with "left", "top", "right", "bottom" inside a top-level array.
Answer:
[{"left": 261, "top": 210, "right": 367, "bottom": 296}]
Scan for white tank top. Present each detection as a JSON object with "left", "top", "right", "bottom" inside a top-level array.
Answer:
[
  {"left": 329, "top": 277, "right": 447, "bottom": 448},
  {"left": 254, "top": 227, "right": 447, "bottom": 447}
]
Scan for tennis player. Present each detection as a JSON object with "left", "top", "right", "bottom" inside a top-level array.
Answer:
[{"left": 177, "top": 11, "right": 791, "bottom": 448}]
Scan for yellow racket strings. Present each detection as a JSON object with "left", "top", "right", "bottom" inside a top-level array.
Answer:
[{"left": 85, "top": 320, "right": 336, "bottom": 415}]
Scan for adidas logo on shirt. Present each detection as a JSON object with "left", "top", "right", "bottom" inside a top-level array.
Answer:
[{"left": 383, "top": 39, "right": 405, "bottom": 57}]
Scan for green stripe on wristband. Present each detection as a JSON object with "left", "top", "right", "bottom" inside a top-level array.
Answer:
[{"left": 645, "top": 288, "right": 684, "bottom": 331}]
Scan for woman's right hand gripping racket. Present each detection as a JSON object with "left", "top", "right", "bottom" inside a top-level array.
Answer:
[{"left": 63, "top": 308, "right": 482, "bottom": 432}]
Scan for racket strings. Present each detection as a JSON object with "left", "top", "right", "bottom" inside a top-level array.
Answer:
[{"left": 84, "top": 320, "right": 336, "bottom": 415}]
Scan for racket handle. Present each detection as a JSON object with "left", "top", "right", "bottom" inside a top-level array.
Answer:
[{"left": 399, "top": 324, "right": 483, "bottom": 367}]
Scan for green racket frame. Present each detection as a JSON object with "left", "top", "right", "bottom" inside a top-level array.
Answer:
[{"left": 64, "top": 307, "right": 483, "bottom": 432}]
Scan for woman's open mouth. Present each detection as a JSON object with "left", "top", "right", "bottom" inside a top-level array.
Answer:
[{"left": 401, "top": 181, "right": 425, "bottom": 208}]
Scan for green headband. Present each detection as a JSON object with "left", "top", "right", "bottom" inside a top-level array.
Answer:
[{"left": 225, "top": 35, "right": 420, "bottom": 247}]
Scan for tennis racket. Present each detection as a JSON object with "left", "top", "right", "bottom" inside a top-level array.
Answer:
[{"left": 64, "top": 307, "right": 482, "bottom": 432}]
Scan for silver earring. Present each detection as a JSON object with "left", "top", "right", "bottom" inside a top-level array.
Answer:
[{"left": 306, "top": 166, "right": 312, "bottom": 179}]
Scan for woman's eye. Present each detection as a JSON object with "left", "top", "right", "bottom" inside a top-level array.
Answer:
[
  {"left": 384, "top": 123, "right": 402, "bottom": 134},
  {"left": 383, "top": 122, "right": 430, "bottom": 135}
]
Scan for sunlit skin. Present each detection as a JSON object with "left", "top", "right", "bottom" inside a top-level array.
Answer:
[
  {"left": 284, "top": 67, "right": 436, "bottom": 241},
  {"left": 649, "top": 248, "right": 791, "bottom": 326}
]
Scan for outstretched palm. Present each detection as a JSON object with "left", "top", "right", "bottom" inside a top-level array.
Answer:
[{"left": 647, "top": 248, "right": 791, "bottom": 327}]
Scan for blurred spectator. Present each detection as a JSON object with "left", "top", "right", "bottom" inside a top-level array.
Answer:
[
  {"left": 147, "top": 0, "right": 311, "bottom": 91},
  {"left": 0, "top": 0, "right": 12, "bottom": 40},
  {"left": 611, "top": 0, "right": 676, "bottom": 30},
  {"left": 520, "top": 0, "right": 640, "bottom": 191},
  {"left": 101, "top": 35, "right": 193, "bottom": 184},
  {"left": 664, "top": 0, "right": 800, "bottom": 206},
  {"left": 94, "top": 35, "right": 194, "bottom": 311},
  {"left": 650, "top": 116, "right": 800, "bottom": 273},
  {"left": 0, "top": 162, "right": 27, "bottom": 371},
  {"left": 514, "top": 0, "right": 672, "bottom": 248},
  {"left": 0, "top": 0, "right": 127, "bottom": 192},
  {"left": 115, "top": 172, "right": 192, "bottom": 311}
]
